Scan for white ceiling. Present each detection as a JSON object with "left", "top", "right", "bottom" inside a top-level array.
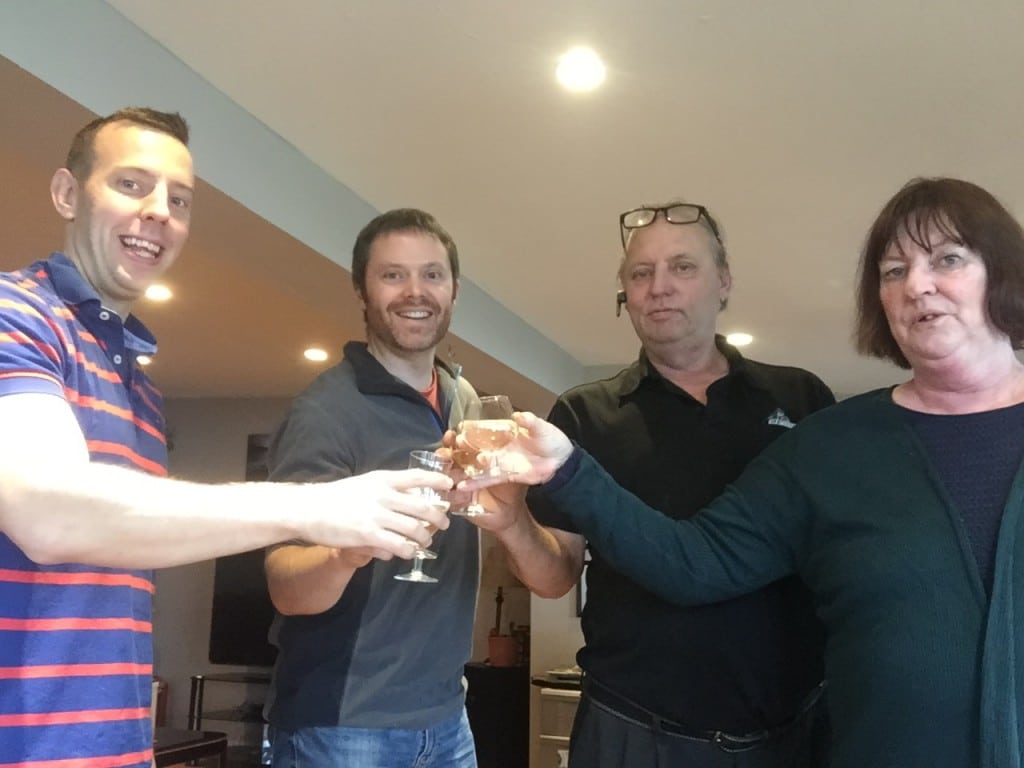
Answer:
[
  {"left": 0, "top": 54, "right": 553, "bottom": 412},
  {"left": 6, "top": 1, "right": 1024, "bottom": 403}
]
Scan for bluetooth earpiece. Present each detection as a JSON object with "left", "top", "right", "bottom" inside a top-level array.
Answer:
[{"left": 615, "top": 289, "right": 626, "bottom": 317}]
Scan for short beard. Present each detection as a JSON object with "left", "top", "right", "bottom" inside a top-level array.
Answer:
[{"left": 365, "top": 306, "right": 452, "bottom": 358}]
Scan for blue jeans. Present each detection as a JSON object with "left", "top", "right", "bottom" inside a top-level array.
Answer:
[{"left": 269, "top": 709, "right": 478, "bottom": 768}]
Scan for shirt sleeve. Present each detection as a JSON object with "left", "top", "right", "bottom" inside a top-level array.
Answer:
[
  {"left": 525, "top": 397, "right": 585, "bottom": 533},
  {"left": 808, "top": 373, "right": 837, "bottom": 412},
  {"left": 0, "top": 281, "right": 68, "bottom": 399},
  {"left": 266, "top": 396, "right": 355, "bottom": 483},
  {"left": 535, "top": 442, "right": 808, "bottom": 606}
]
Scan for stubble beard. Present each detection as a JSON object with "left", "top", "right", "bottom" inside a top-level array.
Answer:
[{"left": 366, "top": 304, "right": 453, "bottom": 359}]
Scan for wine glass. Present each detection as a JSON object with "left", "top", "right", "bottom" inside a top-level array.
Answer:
[
  {"left": 460, "top": 395, "right": 518, "bottom": 478},
  {"left": 394, "top": 450, "right": 450, "bottom": 584},
  {"left": 449, "top": 445, "right": 486, "bottom": 517}
]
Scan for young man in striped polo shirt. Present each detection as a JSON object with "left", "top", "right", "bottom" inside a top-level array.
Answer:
[{"left": 0, "top": 108, "right": 451, "bottom": 767}]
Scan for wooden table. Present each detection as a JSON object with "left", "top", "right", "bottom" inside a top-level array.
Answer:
[{"left": 153, "top": 727, "right": 228, "bottom": 767}]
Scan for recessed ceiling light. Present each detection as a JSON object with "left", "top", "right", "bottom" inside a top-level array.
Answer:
[
  {"left": 726, "top": 332, "right": 754, "bottom": 347},
  {"left": 303, "top": 348, "right": 329, "bottom": 363},
  {"left": 556, "top": 46, "right": 606, "bottom": 92},
  {"left": 136, "top": 355, "right": 153, "bottom": 366},
  {"left": 145, "top": 284, "right": 172, "bottom": 301}
]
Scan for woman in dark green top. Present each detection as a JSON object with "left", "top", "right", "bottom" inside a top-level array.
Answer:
[{"left": 466, "top": 178, "right": 1024, "bottom": 768}]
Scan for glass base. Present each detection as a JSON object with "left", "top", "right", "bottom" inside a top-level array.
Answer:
[
  {"left": 394, "top": 570, "right": 438, "bottom": 583},
  {"left": 451, "top": 504, "right": 487, "bottom": 517}
]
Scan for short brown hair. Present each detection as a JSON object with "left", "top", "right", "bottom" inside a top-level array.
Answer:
[
  {"left": 855, "top": 177, "right": 1024, "bottom": 368},
  {"left": 351, "top": 208, "right": 459, "bottom": 294},
  {"left": 65, "top": 107, "right": 190, "bottom": 180}
]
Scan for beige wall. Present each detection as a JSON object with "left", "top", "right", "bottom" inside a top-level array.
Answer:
[{"left": 154, "top": 397, "right": 291, "bottom": 733}]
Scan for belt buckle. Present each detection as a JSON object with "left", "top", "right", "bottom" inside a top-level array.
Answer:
[{"left": 711, "top": 729, "right": 762, "bottom": 753}]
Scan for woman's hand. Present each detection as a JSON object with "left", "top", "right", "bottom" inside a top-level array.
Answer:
[{"left": 458, "top": 411, "right": 574, "bottom": 489}]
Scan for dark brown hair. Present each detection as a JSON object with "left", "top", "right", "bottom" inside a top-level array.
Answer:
[
  {"left": 855, "top": 177, "right": 1024, "bottom": 368},
  {"left": 65, "top": 107, "right": 190, "bottom": 180},
  {"left": 351, "top": 208, "right": 460, "bottom": 294}
]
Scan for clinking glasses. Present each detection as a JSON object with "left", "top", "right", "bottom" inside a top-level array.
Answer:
[{"left": 619, "top": 203, "right": 722, "bottom": 247}]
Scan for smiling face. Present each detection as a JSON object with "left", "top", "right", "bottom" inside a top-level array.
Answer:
[
  {"left": 51, "top": 121, "right": 194, "bottom": 316},
  {"left": 358, "top": 230, "right": 457, "bottom": 362},
  {"left": 620, "top": 217, "right": 731, "bottom": 353},
  {"left": 878, "top": 226, "right": 1002, "bottom": 371}
]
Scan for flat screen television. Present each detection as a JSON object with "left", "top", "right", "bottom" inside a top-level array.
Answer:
[
  {"left": 207, "top": 434, "right": 278, "bottom": 667},
  {"left": 208, "top": 550, "right": 277, "bottom": 666}
]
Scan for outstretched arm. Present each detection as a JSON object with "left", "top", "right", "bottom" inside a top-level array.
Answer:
[
  {"left": 464, "top": 412, "right": 802, "bottom": 607},
  {"left": 466, "top": 481, "right": 585, "bottom": 599},
  {"left": 443, "top": 418, "right": 583, "bottom": 598},
  {"left": 0, "top": 394, "right": 448, "bottom": 569},
  {"left": 265, "top": 542, "right": 383, "bottom": 615}
]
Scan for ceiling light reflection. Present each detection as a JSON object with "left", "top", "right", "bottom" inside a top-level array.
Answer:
[
  {"left": 556, "top": 46, "right": 606, "bottom": 92},
  {"left": 303, "top": 348, "right": 329, "bottom": 363},
  {"left": 145, "top": 284, "right": 172, "bottom": 301},
  {"left": 726, "top": 333, "right": 753, "bottom": 347}
]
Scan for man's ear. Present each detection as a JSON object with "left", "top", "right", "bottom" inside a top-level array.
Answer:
[
  {"left": 50, "top": 168, "right": 78, "bottom": 221},
  {"left": 452, "top": 278, "right": 459, "bottom": 304},
  {"left": 718, "top": 266, "right": 733, "bottom": 305},
  {"left": 354, "top": 287, "right": 368, "bottom": 323}
]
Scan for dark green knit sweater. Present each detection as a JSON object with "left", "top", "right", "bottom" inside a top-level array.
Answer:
[{"left": 541, "top": 388, "right": 1024, "bottom": 768}]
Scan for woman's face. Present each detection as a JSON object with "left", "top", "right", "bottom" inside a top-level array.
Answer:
[{"left": 878, "top": 226, "right": 1004, "bottom": 371}]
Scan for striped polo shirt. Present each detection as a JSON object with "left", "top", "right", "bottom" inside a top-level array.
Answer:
[{"left": 0, "top": 253, "right": 167, "bottom": 768}]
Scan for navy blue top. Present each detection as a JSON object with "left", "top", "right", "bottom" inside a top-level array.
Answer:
[{"left": 902, "top": 401, "right": 1024, "bottom": 594}]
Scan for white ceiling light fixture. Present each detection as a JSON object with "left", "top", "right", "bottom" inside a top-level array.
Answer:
[
  {"left": 726, "top": 332, "right": 754, "bottom": 347},
  {"left": 144, "top": 284, "right": 172, "bottom": 302},
  {"left": 303, "top": 347, "right": 329, "bottom": 363},
  {"left": 136, "top": 355, "right": 153, "bottom": 366},
  {"left": 556, "top": 46, "right": 606, "bottom": 92}
]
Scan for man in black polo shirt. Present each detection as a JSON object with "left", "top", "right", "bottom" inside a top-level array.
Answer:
[{"left": 491, "top": 202, "right": 833, "bottom": 766}]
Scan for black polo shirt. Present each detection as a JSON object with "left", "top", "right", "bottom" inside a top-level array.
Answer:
[{"left": 527, "top": 337, "right": 835, "bottom": 733}]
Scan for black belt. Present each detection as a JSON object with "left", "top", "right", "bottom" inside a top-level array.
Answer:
[{"left": 582, "top": 675, "right": 825, "bottom": 752}]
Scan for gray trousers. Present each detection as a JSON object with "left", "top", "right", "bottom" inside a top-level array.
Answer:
[{"left": 568, "top": 687, "right": 829, "bottom": 768}]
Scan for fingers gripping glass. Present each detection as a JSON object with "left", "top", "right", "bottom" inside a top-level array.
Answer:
[
  {"left": 619, "top": 204, "right": 721, "bottom": 247},
  {"left": 451, "top": 395, "right": 518, "bottom": 517},
  {"left": 450, "top": 441, "right": 486, "bottom": 516},
  {"left": 394, "top": 450, "right": 450, "bottom": 584}
]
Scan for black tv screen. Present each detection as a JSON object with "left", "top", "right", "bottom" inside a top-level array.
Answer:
[
  {"left": 208, "top": 435, "right": 278, "bottom": 667},
  {"left": 208, "top": 549, "right": 277, "bottom": 667}
]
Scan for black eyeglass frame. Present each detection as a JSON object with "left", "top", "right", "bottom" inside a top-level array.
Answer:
[{"left": 618, "top": 204, "right": 722, "bottom": 247}]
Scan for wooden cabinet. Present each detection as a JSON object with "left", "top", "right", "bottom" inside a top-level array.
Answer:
[{"left": 535, "top": 687, "right": 579, "bottom": 768}]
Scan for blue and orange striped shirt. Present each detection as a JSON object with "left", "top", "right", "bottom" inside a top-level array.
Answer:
[{"left": 0, "top": 253, "right": 167, "bottom": 768}]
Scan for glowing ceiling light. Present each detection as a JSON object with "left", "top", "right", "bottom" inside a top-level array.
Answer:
[
  {"left": 303, "top": 348, "right": 329, "bottom": 362},
  {"left": 145, "top": 284, "right": 172, "bottom": 301},
  {"left": 136, "top": 355, "right": 153, "bottom": 366},
  {"left": 556, "top": 46, "right": 606, "bottom": 92},
  {"left": 726, "top": 332, "right": 754, "bottom": 347}
]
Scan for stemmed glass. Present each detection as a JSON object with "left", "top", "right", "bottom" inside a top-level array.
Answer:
[
  {"left": 459, "top": 395, "right": 519, "bottom": 480},
  {"left": 394, "top": 450, "right": 450, "bottom": 584},
  {"left": 449, "top": 444, "right": 486, "bottom": 517}
]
